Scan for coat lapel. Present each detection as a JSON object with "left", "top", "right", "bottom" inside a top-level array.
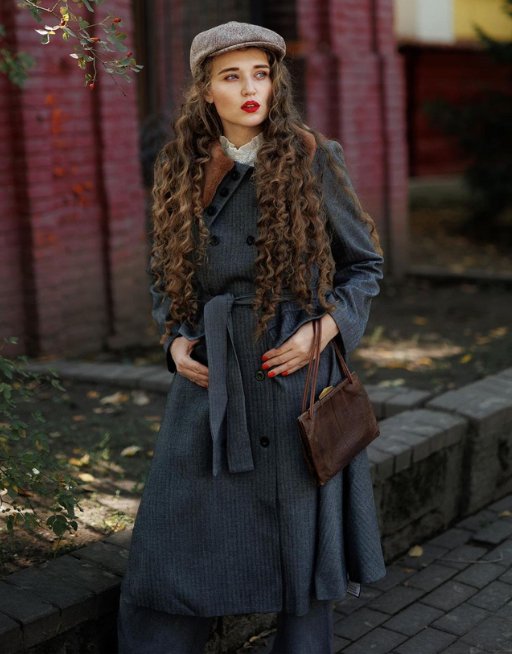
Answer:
[
  {"left": 201, "top": 128, "right": 318, "bottom": 209},
  {"left": 201, "top": 142, "right": 235, "bottom": 209}
]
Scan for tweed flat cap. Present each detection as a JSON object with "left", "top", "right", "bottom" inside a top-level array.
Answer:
[{"left": 190, "top": 21, "right": 286, "bottom": 75}]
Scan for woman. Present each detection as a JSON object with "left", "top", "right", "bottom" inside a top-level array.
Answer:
[{"left": 118, "top": 21, "right": 386, "bottom": 654}]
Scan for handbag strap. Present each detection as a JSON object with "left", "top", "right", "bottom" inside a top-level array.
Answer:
[
  {"left": 301, "top": 318, "right": 354, "bottom": 418},
  {"left": 301, "top": 320, "right": 321, "bottom": 413}
]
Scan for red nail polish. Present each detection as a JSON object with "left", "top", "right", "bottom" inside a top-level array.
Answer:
[
  {"left": 261, "top": 362, "right": 269, "bottom": 370},
  {"left": 282, "top": 371, "right": 288, "bottom": 376},
  {"left": 262, "top": 354, "right": 268, "bottom": 361},
  {"left": 268, "top": 370, "right": 276, "bottom": 378}
]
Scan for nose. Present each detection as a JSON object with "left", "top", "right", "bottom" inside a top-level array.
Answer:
[{"left": 242, "top": 75, "right": 256, "bottom": 96}]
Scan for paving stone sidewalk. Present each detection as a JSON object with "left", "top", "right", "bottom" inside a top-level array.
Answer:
[{"left": 246, "top": 494, "right": 512, "bottom": 654}]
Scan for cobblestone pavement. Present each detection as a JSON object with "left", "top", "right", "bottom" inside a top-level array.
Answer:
[{"left": 245, "top": 494, "right": 512, "bottom": 654}]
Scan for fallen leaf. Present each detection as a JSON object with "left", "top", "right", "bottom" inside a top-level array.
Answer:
[
  {"left": 146, "top": 449, "right": 154, "bottom": 458},
  {"left": 78, "top": 472, "right": 95, "bottom": 483},
  {"left": 132, "top": 390, "right": 150, "bottom": 406},
  {"left": 150, "top": 423, "right": 161, "bottom": 432},
  {"left": 413, "top": 316, "right": 427, "bottom": 325},
  {"left": 100, "top": 391, "right": 129, "bottom": 406},
  {"left": 408, "top": 545, "right": 424, "bottom": 558},
  {"left": 459, "top": 354, "right": 473, "bottom": 364},
  {"left": 499, "top": 510, "right": 511, "bottom": 518},
  {"left": 121, "top": 445, "right": 143, "bottom": 457},
  {"left": 489, "top": 326, "right": 508, "bottom": 339},
  {"left": 87, "top": 390, "right": 100, "bottom": 399},
  {"left": 17, "top": 487, "right": 33, "bottom": 497},
  {"left": 72, "top": 415, "right": 86, "bottom": 422},
  {"left": 68, "top": 453, "right": 90, "bottom": 467}
]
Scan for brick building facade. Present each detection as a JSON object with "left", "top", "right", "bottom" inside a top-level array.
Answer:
[
  {"left": 1, "top": 0, "right": 408, "bottom": 358},
  {"left": 401, "top": 44, "right": 511, "bottom": 177}
]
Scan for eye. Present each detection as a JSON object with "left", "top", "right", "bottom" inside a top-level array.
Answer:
[
  {"left": 255, "top": 71, "right": 268, "bottom": 79},
  {"left": 224, "top": 74, "right": 238, "bottom": 81}
]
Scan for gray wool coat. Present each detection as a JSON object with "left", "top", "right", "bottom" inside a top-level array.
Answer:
[{"left": 120, "top": 133, "right": 387, "bottom": 618}]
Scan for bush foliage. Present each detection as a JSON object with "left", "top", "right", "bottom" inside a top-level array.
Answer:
[{"left": 0, "top": 338, "right": 82, "bottom": 542}]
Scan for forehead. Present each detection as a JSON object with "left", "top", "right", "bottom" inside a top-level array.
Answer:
[{"left": 209, "top": 47, "right": 270, "bottom": 73}]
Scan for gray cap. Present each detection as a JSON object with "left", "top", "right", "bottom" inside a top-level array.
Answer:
[{"left": 190, "top": 21, "right": 286, "bottom": 75}]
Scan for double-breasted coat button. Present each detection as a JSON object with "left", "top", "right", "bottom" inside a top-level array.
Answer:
[
  {"left": 219, "top": 188, "right": 229, "bottom": 197},
  {"left": 255, "top": 370, "right": 265, "bottom": 381},
  {"left": 206, "top": 205, "right": 217, "bottom": 216},
  {"left": 209, "top": 235, "right": 220, "bottom": 246},
  {"left": 231, "top": 170, "right": 241, "bottom": 181},
  {"left": 259, "top": 436, "right": 270, "bottom": 448},
  {"left": 246, "top": 235, "right": 255, "bottom": 245}
]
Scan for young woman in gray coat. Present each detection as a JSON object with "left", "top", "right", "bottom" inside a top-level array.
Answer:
[{"left": 118, "top": 20, "right": 386, "bottom": 654}]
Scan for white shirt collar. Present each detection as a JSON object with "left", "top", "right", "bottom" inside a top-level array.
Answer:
[{"left": 219, "top": 132, "right": 264, "bottom": 166}]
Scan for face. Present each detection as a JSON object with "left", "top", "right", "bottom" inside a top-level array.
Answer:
[{"left": 204, "top": 48, "right": 272, "bottom": 146}]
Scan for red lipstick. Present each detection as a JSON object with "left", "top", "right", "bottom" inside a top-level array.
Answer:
[{"left": 241, "top": 101, "right": 260, "bottom": 113}]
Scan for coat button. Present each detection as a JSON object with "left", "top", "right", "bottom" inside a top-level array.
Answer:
[
  {"left": 206, "top": 205, "right": 217, "bottom": 216},
  {"left": 231, "top": 170, "right": 241, "bottom": 181},
  {"left": 209, "top": 235, "right": 220, "bottom": 246},
  {"left": 259, "top": 436, "right": 270, "bottom": 448},
  {"left": 255, "top": 370, "right": 265, "bottom": 381},
  {"left": 246, "top": 235, "right": 255, "bottom": 245},
  {"left": 219, "top": 187, "right": 229, "bottom": 197}
]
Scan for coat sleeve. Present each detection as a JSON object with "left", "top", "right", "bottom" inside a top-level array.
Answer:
[
  {"left": 317, "top": 140, "right": 384, "bottom": 355},
  {"left": 149, "top": 270, "right": 180, "bottom": 374}
]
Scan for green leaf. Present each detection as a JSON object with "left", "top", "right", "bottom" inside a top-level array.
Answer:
[{"left": 47, "top": 514, "right": 69, "bottom": 537}]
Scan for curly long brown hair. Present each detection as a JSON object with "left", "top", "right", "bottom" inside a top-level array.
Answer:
[{"left": 151, "top": 49, "right": 381, "bottom": 343}]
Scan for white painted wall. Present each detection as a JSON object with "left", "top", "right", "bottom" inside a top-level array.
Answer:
[{"left": 394, "top": 0, "right": 455, "bottom": 43}]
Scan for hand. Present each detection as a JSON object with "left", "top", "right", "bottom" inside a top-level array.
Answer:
[
  {"left": 261, "top": 313, "right": 339, "bottom": 377},
  {"left": 170, "top": 337, "right": 209, "bottom": 388}
]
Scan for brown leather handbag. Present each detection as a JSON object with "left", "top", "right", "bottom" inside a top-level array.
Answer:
[{"left": 297, "top": 319, "right": 380, "bottom": 486}]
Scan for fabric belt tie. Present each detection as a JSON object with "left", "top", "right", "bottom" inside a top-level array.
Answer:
[{"left": 203, "top": 293, "right": 257, "bottom": 477}]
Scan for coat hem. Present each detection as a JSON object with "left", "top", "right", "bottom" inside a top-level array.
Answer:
[{"left": 120, "top": 571, "right": 387, "bottom": 619}]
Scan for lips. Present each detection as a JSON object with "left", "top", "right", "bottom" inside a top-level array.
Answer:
[{"left": 241, "top": 101, "right": 260, "bottom": 113}]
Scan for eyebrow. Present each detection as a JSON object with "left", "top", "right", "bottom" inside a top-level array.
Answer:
[{"left": 216, "top": 64, "right": 270, "bottom": 76}]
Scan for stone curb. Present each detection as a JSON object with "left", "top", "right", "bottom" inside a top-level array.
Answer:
[
  {"left": 3, "top": 364, "right": 511, "bottom": 653},
  {"left": 25, "top": 360, "right": 433, "bottom": 420}
]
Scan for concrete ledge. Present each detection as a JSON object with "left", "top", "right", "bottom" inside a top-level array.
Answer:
[
  {"left": 368, "top": 408, "right": 467, "bottom": 482},
  {"left": 25, "top": 360, "right": 432, "bottom": 419},
  {"left": 4, "top": 365, "right": 511, "bottom": 653}
]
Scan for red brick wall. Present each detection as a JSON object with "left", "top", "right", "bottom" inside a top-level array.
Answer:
[
  {"left": 297, "top": 0, "right": 409, "bottom": 273},
  {"left": 402, "top": 45, "right": 511, "bottom": 177},
  {"left": 0, "top": 0, "right": 149, "bottom": 357},
  {"left": 0, "top": 6, "right": 27, "bottom": 352}
]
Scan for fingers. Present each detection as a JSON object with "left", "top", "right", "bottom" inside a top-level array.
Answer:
[
  {"left": 186, "top": 364, "right": 209, "bottom": 388},
  {"left": 182, "top": 369, "right": 209, "bottom": 388},
  {"left": 170, "top": 337, "right": 209, "bottom": 388},
  {"left": 264, "top": 355, "right": 304, "bottom": 378},
  {"left": 262, "top": 338, "right": 313, "bottom": 378},
  {"left": 176, "top": 357, "right": 209, "bottom": 388}
]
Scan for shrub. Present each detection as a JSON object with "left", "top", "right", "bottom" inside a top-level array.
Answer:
[{"left": 0, "top": 338, "right": 82, "bottom": 544}]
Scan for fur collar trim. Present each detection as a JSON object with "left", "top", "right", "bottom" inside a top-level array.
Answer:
[{"left": 201, "top": 127, "right": 318, "bottom": 208}]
